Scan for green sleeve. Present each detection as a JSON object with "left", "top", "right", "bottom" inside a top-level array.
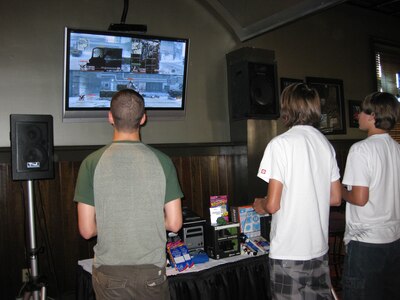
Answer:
[
  {"left": 148, "top": 146, "right": 184, "bottom": 203},
  {"left": 73, "top": 146, "right": 108, "bottom": 206},
  {"left": 164, "top": 158, "right": 184, "bottom": 203}
]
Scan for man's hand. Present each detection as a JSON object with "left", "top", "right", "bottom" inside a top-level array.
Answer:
[{"left": 253, "top": 197, "right": 267, "bottom": 215}]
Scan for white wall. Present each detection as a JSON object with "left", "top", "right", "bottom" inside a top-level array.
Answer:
[
  {"left": 242, "top": 4, "right": 399, "bottom": 140},
  {"left": 0, "top": 1, "right": 399, "bottom": 147},
  {"left": 0, "top": 0, "right": 236, "bottom": 147}
]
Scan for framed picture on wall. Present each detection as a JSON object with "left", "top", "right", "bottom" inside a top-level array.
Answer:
[
  {"left": 348, "top": 100, "right": 362, "bottom": 128},
  {"left": 306, "top": 77, "right": 346, "bottom": 135},
  {"left": 280, "top": 77, "right": 304, "bottom": 92}
]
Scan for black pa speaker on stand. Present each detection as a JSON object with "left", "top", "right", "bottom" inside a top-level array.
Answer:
[
  {"left": 226, "top": 47, "right": 279, "bottom": 120},
  {"left": 10, "top": 114, "right": 54, "bottom": 300},
  {"left": 10, "top": 114, "right": 54, "bottom": 181},
  {"left": 226, "top": 48, "right": 280, "bottom": 205}
]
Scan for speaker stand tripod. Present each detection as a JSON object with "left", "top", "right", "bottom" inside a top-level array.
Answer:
[{"left": 23, "top": 180, "right": 47, "bottom": 300}]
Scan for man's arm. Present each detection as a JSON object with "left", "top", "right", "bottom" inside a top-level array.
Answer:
[
  {"left": 164, "top": 198, "right": 182, "bottom": 233},
  {"left": 77, "top": 202, "right": 97, "bottom": 239},
  {"left": 330, "top": 180, "right": 342, "bottom": 206},
  {"left": 342, "top": 185, "right": 369, "bottom": 206},
  {"left": 253, "top": 179, "right": 283, "bottom": 215}
]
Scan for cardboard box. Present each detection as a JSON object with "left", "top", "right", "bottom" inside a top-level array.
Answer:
[
  {"left": 246, "top": 236, "right": 270, "bottom": 253},
  {"left": 230, "top": 205, "right": 264, "bottom": 238}
]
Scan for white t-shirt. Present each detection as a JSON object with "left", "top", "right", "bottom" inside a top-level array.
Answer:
[
  {"left": 342, "top": 133, "right": 400, "bottom": 244},
  {"left": 258, "top": 125, "right": 340, "bottom": 260}
]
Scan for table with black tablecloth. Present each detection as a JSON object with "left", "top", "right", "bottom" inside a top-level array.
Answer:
[{"left": 76, "top": 254, "right": 271, "bottom": 300}]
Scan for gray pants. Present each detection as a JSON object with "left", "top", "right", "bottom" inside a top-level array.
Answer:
[{"left": 92, "top": 264, "right": 170, "bottom": 300}]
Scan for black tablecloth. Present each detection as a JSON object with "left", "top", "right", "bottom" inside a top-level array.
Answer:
[{"left": 76, "top": 255, "right": 271, "bottom": 300}]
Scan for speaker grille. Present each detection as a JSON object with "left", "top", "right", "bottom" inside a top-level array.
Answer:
[
  {"left": 227, "top": 61, "right": 279, "bottom": 120},
  {"left": 248, "top": 62, "right": 278, "bottom": 115},
  {"left": 16, "top": 122, "right": 50, "bottom": 172}
]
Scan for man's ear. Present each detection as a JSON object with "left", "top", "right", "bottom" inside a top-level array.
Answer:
[
  {"left": 108, "top": 111, "right": 114, "bottom": 126},
  {"left": 368, "top": 113, "right": 376, "bottom": 123},
  {"left": 140, "top": 113, "right": 147, "bottom": 126}
]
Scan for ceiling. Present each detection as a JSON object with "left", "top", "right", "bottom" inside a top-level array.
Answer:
[
  {"left": 347, "top": 0, "right": 400, "bottom": 17},
  {"left": 199, "top": 0, "right": 400, "bottom": 41}
]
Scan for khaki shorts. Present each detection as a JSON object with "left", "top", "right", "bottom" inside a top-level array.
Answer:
[{"left": 92, "top": 264, "right": 170, "bottom": 300}]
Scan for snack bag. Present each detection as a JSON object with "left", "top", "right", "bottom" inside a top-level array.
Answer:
[{"left": 210, "top": 195, "right": 229, "bottom": 223}]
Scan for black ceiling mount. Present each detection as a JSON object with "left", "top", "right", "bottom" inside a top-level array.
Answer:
[{"left": 108, "top": 0, "right": 147, "bottom": 32}]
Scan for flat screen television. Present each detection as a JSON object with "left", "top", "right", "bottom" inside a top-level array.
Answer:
[{"left": 63, "top": 27, "right": 189, "bottom": 122}]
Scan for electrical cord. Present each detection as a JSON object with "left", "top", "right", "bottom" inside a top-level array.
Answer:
[{"left": 34, "top": 180, "right": 60, "bottom": 296}]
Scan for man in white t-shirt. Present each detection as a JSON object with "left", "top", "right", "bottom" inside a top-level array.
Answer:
[
  {"left": 253, "top": 83, "right": 342, "bottom": 299},
  {"left": 342, "top": 91, "right": 400, "bottom": 300}
]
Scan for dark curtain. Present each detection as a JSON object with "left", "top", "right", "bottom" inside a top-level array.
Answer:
[{"left": 169, "top": 255, "right": 270, "bottom": 300}]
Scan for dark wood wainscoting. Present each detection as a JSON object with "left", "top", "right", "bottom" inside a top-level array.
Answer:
[{"left": 0, "top": 140, "right": 356, "bottom": 298}]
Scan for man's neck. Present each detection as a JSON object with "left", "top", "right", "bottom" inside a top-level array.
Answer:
[
  {"left": 113, "top": 131, "right": 141, "bottom": 142},
  {"left": 368, "top": 127, "right": 387, "bottom": 137}
]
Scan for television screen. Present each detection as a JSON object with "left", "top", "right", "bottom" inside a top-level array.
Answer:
[{"left": 63, "top": 27, "right": 189, "bottom": 122}]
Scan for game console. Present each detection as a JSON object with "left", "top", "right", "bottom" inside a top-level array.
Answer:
[
  {"left": 205, "top": 222, "right": 240, "bottom": 259},
  {"left": 179, "top": 207, "right": 206, "bottom": 254}
]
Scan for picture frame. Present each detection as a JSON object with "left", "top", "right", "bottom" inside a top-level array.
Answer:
[
  {"left": 348, "top": 100, "right": 362, "bottom": 128},
  {"left": 280, "top": 77, "right": 304, "bottom": 92},
  {"left": 306, "top": 77, "right": 346, "bottom": 135}
]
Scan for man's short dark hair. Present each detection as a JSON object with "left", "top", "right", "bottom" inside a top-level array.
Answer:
[
  {"left": 362, "top": 92, "right": 399, "bottom": 130},
  {"left": 280, "top": 83, "right": 321, "bottom": 127},
  {"left": 110, "top": 89, "right": 145, "bottom": 132}
]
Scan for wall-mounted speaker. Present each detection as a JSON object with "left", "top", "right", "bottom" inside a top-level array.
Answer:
[
  {"left": 10, "top": 114, "right": 54, "bottom": 181},
  {"left": 226, "top": 47, "right": 279, "bottom": 120}
]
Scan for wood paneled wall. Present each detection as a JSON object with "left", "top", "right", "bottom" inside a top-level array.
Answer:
[{"left": 0, "top": 140, "right": 355, "bottom": 298}]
